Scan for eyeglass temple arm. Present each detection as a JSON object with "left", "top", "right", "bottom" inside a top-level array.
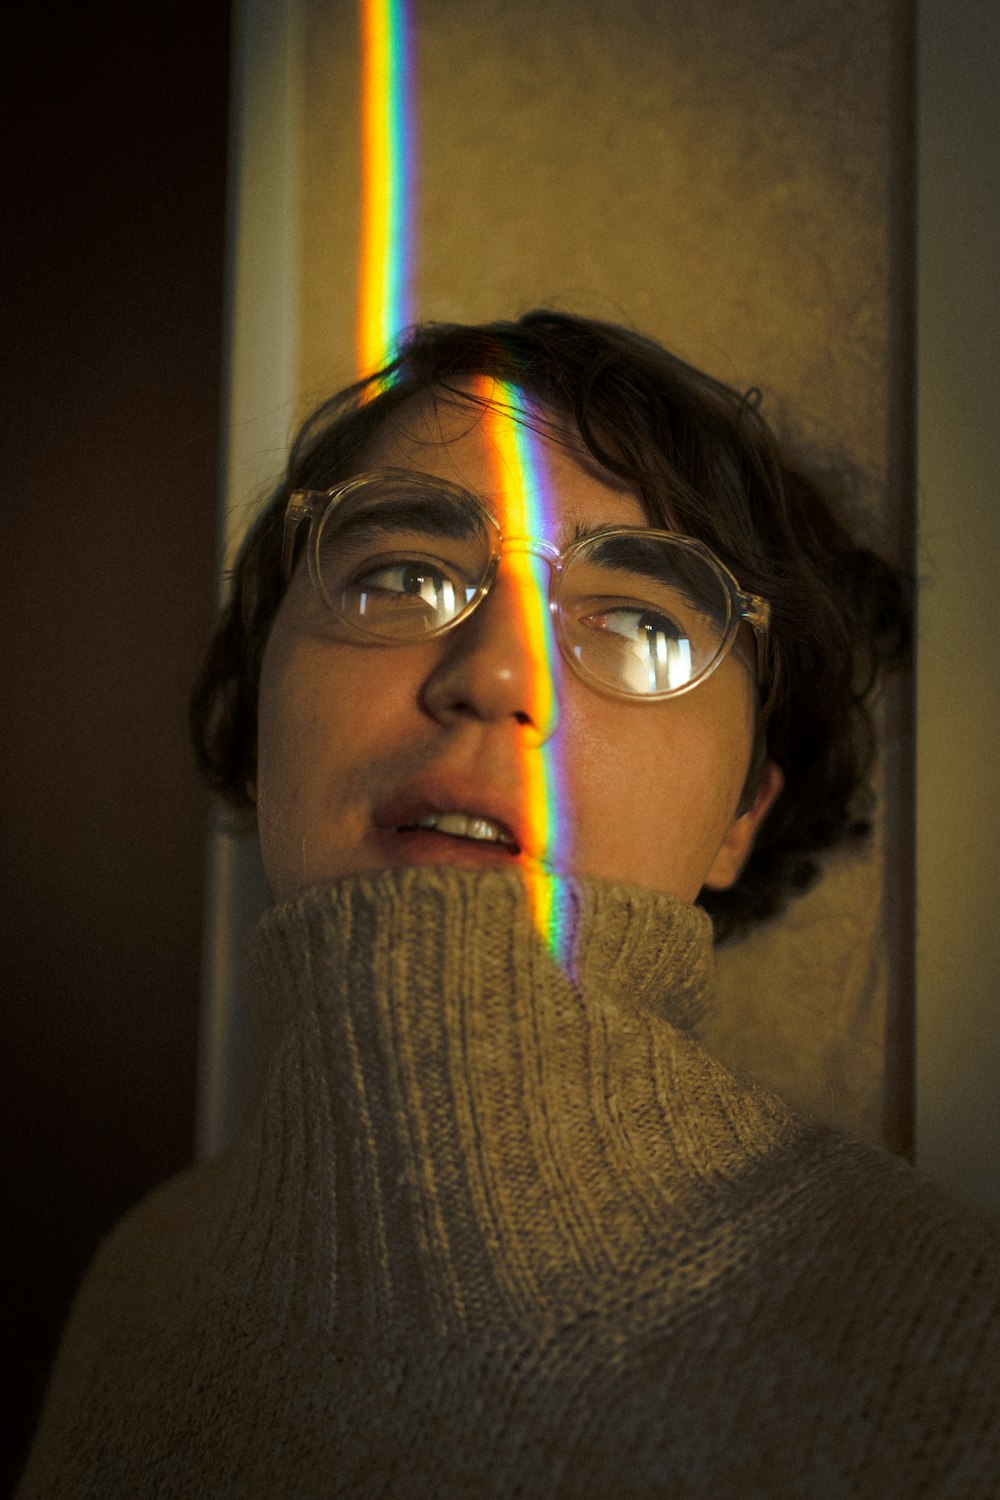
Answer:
[
  {"left": 282, "top": 492, "right": 315, "bottom": 583},
  {"left": 739, "top": 592, "right": 771, "bottom": 685}
]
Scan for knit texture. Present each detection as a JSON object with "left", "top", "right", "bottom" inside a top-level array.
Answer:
[{"left": 19, "top": 867, "right": 1000, "bottom": 1498}]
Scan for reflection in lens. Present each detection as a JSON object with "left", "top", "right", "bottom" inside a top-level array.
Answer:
[
  {"left": 356, "top": 567, "right": 458, "bottom": 625},
  {"left": 632, "top": 631, "right": 692, "bottom": 694}
]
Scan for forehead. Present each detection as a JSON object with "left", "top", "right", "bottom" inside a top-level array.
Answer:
[{"left": 357, "top": 384, "right": 651, "bottom": 541}]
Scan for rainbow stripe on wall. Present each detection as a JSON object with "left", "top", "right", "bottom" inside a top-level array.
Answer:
[
  {"left": 357, "top": 0, "right": 414, "bottom": 380},
  {"left": 478, "top": 380, "right": 570, "bottom": 970}
]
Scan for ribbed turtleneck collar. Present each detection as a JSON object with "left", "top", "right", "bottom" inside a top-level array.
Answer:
[
  {"left": 251, "top": 865, "right": 714, "bottom": 1034},
  {"left": 236, "top": 867, "right": 791, "bottom": 1342}
]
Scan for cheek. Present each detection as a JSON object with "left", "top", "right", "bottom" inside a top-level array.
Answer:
[
  {"left": 258, "top": 627, "right": 404, "bottom": 786},
  {"left": 255, "top": 634, "right": 338, "bottom": 889},
  {"left": 254, "top": 627, "right": 394, "bottom": 888},
  {"left": 257, "top": 637, "right": 339, "bottom": 803},
  {"left": 553, "top": 678, "right": 754, "bottom": 897},
  {"left": 255, "top": 613, "right": 443, "bottom": 896}
]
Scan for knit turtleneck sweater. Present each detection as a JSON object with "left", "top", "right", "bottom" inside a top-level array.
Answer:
[{"left": 18, "top": 869, "right": 1000, "bottom": 1498}]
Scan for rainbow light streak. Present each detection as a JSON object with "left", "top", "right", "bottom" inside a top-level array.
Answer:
[
  {"left": 478, "top": 379, "right": 571, "bottom": 970},
  {"left": 357, "top": 0, "right": 414, "bottom": 383}
]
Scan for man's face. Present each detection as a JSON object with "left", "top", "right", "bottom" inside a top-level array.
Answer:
[{"left": 253, "top": 387, "right": 780, "bottom": 904}]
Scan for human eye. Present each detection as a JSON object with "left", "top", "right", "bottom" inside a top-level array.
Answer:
[
  {"left": 579, "top": 600, "right": 696, "bottom": 692},
  {"left": 583, "top": 602, "right": 687, "bottom": 646},
  {"left": 349, "top": 555, "right": 463, "bottom": 620}
]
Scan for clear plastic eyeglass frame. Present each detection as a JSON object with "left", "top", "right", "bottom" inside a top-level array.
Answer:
[{"left": 281, "top": 468, "right": 771, "bottom": 701}]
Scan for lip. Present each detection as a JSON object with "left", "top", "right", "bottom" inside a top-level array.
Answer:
[{"left": 374, "top": 776, "right": 535, "bottom": 861}]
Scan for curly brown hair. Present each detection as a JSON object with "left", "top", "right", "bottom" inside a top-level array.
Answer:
[{"left": 190, "top": 310, "right": 912, "bottom": 940}]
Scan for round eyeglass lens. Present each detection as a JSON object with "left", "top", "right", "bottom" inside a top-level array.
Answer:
[
  {"left": 559, "top": 533, "right": 733, "bottom": 695},
  {"left": 313, "top": 480, "right": 494, "bottom": 639}
]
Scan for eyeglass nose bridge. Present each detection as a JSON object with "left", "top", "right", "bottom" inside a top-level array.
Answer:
[
  {"left": 495, "top": 533, "right": 562, "bottom": 564},
  {"left": 489, "top": 533, "right": 564, "bottom": 587},
  {"left": 469, "top": 534, "right": 563, "bottom": 639}
]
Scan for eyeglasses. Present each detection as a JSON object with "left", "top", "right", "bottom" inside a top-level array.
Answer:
[{"left": 282, "top": 469, "right": 770, "bottom": 701}]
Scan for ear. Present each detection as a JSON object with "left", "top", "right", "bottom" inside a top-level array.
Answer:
[{"left": 702, "top": 759, "right": 784, "bottom": 892}]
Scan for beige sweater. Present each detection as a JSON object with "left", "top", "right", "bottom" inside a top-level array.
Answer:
[{"left": 19, "top": 868, "right": 1000, "bottom": 1497}]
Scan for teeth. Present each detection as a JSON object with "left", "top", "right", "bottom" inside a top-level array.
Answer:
[{"left": 413, "top": 811, "right": 514, "bottom": 846}]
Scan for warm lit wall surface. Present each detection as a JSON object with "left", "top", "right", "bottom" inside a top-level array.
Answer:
[{"left": 255, "top": 0, "right": 910, "bottom": 1148}]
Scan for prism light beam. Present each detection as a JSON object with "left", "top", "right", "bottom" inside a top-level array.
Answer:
[
  {"left": 479, "top": 379, "right": 570, "bottom": 968},
  {"left": 357, "top": 0, "right": 414, "bottom": 381}
]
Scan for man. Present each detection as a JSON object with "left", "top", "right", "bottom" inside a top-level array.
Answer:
[{"left": 19, "top": 312, "right": 999, "bottom": 1497}]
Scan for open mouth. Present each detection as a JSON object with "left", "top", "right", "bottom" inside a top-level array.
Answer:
[{"left": 397, "top": 811, "right": 521, "bottom": 855}]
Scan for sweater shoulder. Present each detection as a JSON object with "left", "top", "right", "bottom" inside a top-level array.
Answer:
[
  {"left": 81, "top": 1154, "right": 229, "bottom": 1298},
  {"left": 16, "top": 1157, "right": 229, "bottom": 1499}
]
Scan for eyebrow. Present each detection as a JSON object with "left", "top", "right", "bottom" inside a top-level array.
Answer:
[
  {"left": 578, "top": 530, "right": 688, "bottom": 582},
  {"left": 578, "top": 532, "right": 727, "bottom": 623},
  {"left": 323, "top": 495, "right": 485, "bottom": 546},
  {"left": 561, "top": 519, "right": 691, "bottom": 569},
  {"left": 563, "top": 517, "right": 631, "bottom": 547}
]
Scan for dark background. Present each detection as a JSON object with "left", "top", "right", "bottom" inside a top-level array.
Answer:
[{"left": 2, "top": 7, "right": 231, "bottom": 1486}]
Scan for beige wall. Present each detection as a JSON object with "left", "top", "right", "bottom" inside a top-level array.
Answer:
[{"left": 300, "top": 2, "right": 897, "bottom": 486}]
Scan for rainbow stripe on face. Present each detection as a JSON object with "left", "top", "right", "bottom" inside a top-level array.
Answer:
[
  {"left": 357, "top": 0, "right": 414, "bottom": 381},
  {"left": 477, "top": 379, "right": 571, "bottom": 970}
]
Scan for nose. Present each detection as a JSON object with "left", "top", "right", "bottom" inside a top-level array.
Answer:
[{"left": 419, "top": 555, "right": 560, "bottom": 743}]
